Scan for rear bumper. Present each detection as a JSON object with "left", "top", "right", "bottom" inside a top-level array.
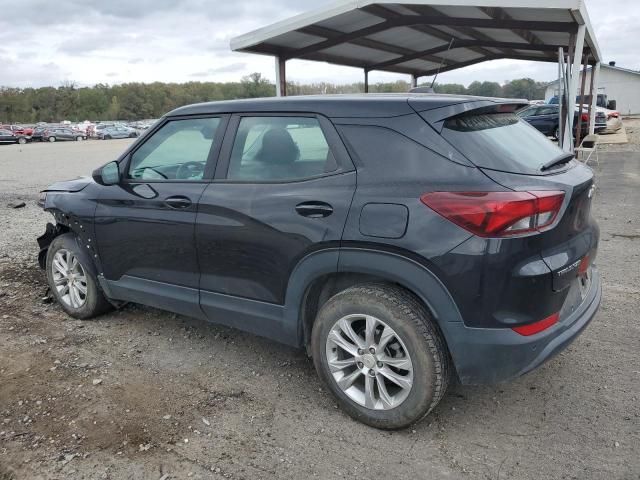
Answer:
[{"left": 442, "top": 267, "right": 601, "bottom": 385}]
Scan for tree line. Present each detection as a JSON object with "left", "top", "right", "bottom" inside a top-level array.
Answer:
[{"left": 0, "top": 73, "right": 549, "bottom": 124}]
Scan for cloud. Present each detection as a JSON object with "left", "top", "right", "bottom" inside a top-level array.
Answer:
[
  {"left": 189, "top": 63, "right": 248, "bottom": 77},
  {"left": 0, "top": 0, "right": 637, "bottom": 88}
]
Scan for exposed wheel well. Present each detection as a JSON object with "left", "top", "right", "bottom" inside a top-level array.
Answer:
[
  {"left": 300, "top": 272, "right": 438, "bottom": 351},
  {"left": 37, "top": 222, "right": 71, "bottom": 269}
]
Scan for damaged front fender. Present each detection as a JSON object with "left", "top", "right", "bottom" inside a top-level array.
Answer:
[{"left": 37, "top": 222, "right": 68, "bottom": 269}]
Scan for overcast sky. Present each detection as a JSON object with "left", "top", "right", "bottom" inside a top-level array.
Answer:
[{"left": 0, "top": 0, "right": 637, "bottom": 88}]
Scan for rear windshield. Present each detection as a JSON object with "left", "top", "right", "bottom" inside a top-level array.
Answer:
[{"left": 441, "top": 113, "right": 566, "bottom": 175}]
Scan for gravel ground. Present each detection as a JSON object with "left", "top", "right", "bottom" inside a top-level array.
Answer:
[{"left": 0, "top": 137, "right": 639, "bottom": 480}]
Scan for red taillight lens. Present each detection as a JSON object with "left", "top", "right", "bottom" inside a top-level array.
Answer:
[
  {"left": 512, "top": 312, "right": 559, "bottom": 336},
  {"left": 420, "top": 191, "right": 565, "bottom": 237},
  {"left": 578, "top": 255, "right": 590, "bottom": 275},
  {"left": 581, "top": 113, "right": 589, "bottom": 122}
]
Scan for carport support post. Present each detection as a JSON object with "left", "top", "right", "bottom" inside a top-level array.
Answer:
[
  {"left": 575, "top": 55, "right": 590, "bottom": 149},
  {"left": 411, "top": 74, "right": 418, "bottom": 89},
  {"left": 563, "top": 24, "right": 586, "bottom": 153},
  {"left": 364, "top": 69, "right": 369, "bottom": 93},
  {"left": 275, "top": 56, "right": 287, "bottom": 97},
  {"left": 589, "top": 62, "right": 601, "bottom": 135}
]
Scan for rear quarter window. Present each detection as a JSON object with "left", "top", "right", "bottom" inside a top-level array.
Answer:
[{"left": 442, "top": 113, "right": 566, "bottom": 175}]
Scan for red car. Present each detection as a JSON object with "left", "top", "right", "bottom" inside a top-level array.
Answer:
[{"left": 1, "top": 125, "right": 34, "bottom": 136}]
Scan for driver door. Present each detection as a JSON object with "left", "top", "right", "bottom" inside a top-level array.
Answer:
[{"left": 94, "top": 115, "right": 228, "bottom": 317}]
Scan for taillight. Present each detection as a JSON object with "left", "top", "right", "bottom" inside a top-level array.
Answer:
[
  {"left": 512, "top": 312, "right": 559, "bottom": 336},
  {"left": 581, "top": 113, "right": 589, "bottom": 122},
  {"left": 578, "top": 255, "right": 590, "bottom": 275},
  {"left": 420, "top": 191, "right": 565, "bottom": 237}
]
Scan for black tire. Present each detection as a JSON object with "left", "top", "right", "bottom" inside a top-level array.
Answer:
[
  {"left": 311, "top": 284, "right": 450, "bottom": 429},
  {"left": 76, "top": 136, "right": 83, "bottom": 141},
  {"left": 46, "top": 233, "right": 112, "bottom": 320},
  {"left": 104, "top": 135, "right": 111, "bottom": 140},
  {"left": 48, "top": 136, "right": 56, "bottom": 143},
  {"left": 554, "top": 126, "right": 560, "bottom": 140}
]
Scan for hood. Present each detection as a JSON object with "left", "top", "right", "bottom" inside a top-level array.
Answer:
[{"left": 43, "top": 176, "right": 94, "bottom": 193}]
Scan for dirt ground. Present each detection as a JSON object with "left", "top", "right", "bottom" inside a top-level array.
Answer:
[{"left": 0, "top": 131, "right": 639, "bottom": 480}]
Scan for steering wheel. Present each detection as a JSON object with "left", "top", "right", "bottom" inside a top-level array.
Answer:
[{"left": 176, "top": 161, "right": 205, "bottom": 180}]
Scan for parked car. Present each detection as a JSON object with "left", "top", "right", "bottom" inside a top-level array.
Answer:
[
  {"left": 31, "top": 125, "right": 52, "bottom": 141},
  {"left": 1, "top": 124, "right": 34, "bottom": 136},
  {"left": 0, "top": 128, "right": 30, "bottom": 144},
  {"left": 42, "top": 127, "right": 87, "bottom": 142},
  {"left": 517, "top": 104, "right": 606, "bottom": 139},
  {"left": 37, "top": 94, "right": 601, "bottom": 429},
  {"left": 97, "top": 125, "right": 138, "bottom": 139}
]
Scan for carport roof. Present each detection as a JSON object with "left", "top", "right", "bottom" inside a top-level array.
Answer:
[{"left": 230, "top": 0, "right": 603, "bottom": 78}]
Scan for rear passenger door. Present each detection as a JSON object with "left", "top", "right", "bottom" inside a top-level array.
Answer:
[{"left": 195, "top": 114, "right": 355, "bottom": 314}]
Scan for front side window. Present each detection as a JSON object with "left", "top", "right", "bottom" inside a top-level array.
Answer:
[
  {"left": 127, "top": 117, "right": 220, "bottom": 181},
  {"left": 227, "top": 116, "right": 336, "bottom": 181}
]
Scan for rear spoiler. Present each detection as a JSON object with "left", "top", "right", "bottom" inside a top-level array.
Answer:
[{"left": 410, "top": 98, "right": 529, "bottom": 133}]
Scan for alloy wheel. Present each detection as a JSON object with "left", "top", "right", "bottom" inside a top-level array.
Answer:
[
  {"left": 325, "top": 314, "right": 414, "bottom": 410},
  {"left": 51, "top": 249, "right": 88, "bottom": 309}
]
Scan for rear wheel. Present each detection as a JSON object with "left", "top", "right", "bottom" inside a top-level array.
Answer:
[
  {"left": 311, "top": 284, "right": 450, "bottom": 429},
  {"left": 76, "top": 136, "right": 83, "bottom": 141},
  {"left": 104, "top": 135, "right": 111, "bottom": 140},
  {"left": 46, "top": 234, "right": 112, "bottom": 320},
  {"left": 48, "top": 136, "right": 56, "bottom": 143}
]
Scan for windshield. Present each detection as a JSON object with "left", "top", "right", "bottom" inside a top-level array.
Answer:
[{"left": 441, "top": 113, "right": 568, "bottom": 175}]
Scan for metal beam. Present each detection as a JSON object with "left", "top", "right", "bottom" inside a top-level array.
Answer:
[
  {"left": 367, "top": 40, "right": 576, "bottom": 71},
  {"left": 562, "top": 25, "right": 586, "bottom": 153},
  {"left": 298, "top": 24, "right": 452, "bottom": 66},
  {"left": 361, "top": 4, "right": 496, "bottom": 62},
  {"left": 405, "top": 5, "right": 518, "bottom": 58},
  {"left": 589, "top": 62, "right": 600, "bottom": 134},
  {"left": 285, "top": 14, "right": 577, "bottom": 60},
  {"left": 575, "top": 54, "right": 589, "bottom": 148},
  {"left": 364, "top": 69, "right": 369, "bottom": 93},
  {"left": 275, "top": 56, "right": 286, "bottom": 97},
  {"left": 479, "top": 7, "right": 545, "bottom": 46},
  {"left": 418, "top": 53, "right": 559, "bottom": 77}
]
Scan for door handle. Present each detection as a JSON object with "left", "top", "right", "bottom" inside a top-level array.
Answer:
[
  {"left": 165, "top": 196, "right": 192, "bottom": 209},
  {"left": 295, "top": 201, "right": 333, "bottom": 218}
]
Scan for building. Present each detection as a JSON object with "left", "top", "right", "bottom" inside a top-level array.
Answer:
[{"left": 545, "top": 63, "right": 640, "bottom": 115}]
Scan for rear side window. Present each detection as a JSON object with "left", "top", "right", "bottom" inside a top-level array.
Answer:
[
  {"left": 442, "top": 113, "right": 565, "bottom": 174},
  {"left": 227, "top": 116, "right": 337, "bottom": 181}
]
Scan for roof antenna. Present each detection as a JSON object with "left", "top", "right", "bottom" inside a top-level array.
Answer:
[{"left": 430, "top": 38, "right": 455, "bottom": 90}]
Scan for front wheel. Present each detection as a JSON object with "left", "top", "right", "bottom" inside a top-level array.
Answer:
[
  {"left": 76, "top": 136, "right": 83, "bottom": 141},
  {"left": 18, "top": 137, "right": 27, "bottom": 144},
  {"left": 311, "top": 284, "right": 450, "bottom": 429},
  {"left": 48, "top": 136, "right": 56, "bottom": 142},
  {"left": 46, "top": 234, "right": 112, "bottom": 320}
]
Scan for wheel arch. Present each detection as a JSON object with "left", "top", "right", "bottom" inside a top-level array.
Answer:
[{"left": 284, "top": 248, "right": 464, "bottom": 350}]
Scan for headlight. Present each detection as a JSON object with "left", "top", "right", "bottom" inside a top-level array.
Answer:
[{"left": 38, "top": 191, "right": 47, "bottom": 207}]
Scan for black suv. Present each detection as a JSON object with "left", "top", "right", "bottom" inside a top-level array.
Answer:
[{"left": 37, "top": 94, "right": 601, "bottom": 429}]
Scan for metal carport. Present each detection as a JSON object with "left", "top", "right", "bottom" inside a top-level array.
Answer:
[{"left": 231, "top": 0, "right": 603, "bottom": 152}]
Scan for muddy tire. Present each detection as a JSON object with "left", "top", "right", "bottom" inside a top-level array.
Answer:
[
  {"left": 46, "top": 233, "right": 112, "bottom": 320},
  {"left": 311, "top": 284, "right": 451, "bottom": 429}
]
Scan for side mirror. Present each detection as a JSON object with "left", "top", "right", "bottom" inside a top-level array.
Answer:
[{"left": 92, "top": 161, "right": 120, "bottom": 186}]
